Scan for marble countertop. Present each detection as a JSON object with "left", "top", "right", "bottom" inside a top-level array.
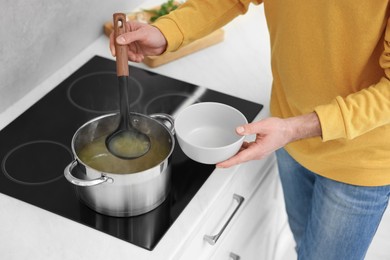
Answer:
[{"left": 0, "top": 3, "right": 272, "bottom": 259}]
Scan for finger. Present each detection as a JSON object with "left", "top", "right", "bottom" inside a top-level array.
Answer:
[
  {"left": 236, "top": 121, "right": 263, "bottom": 136},
  {"left": 216, "top": 147, "right": 253, "bottom": 168},
  {"left": 217, "top": 142, "right": 250, "bottom": 167},
  {"left": 116, "top": 30, "right": 144, "bottom": 45},
  {"left": 128, "top": 51, "right": 144, "bottom": 63},
  {"left": 109, "top": 32, "right": 116, "bottom": 57}
]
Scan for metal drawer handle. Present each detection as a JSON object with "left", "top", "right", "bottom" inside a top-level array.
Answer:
[{"left": 204, "top": 194, "right": 245, "bottom": 245}]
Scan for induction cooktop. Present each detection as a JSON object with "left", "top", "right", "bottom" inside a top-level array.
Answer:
[{"left": 0, "top": 56, "right": 263, "bottom": 250}]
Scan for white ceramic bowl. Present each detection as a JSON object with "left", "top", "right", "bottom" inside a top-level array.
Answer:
[{"left": 175, "top": 102, "right": 247, "bottom": 164}]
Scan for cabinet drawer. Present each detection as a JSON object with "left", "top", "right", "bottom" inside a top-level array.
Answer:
[
  {"left": 178, "top": 155, "right": 279, "bottom": 260},
  {"left": 210, "top": 163, "right": 282, "bottom": 260}
]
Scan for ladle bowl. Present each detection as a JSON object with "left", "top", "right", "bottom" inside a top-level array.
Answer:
[{"left": 106, "top": 127, "right": 151, "bottom": 159}]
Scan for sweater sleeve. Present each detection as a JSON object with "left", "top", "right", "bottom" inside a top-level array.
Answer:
[
  {"left": 153, "top": 0, "right": 263, "bottom": 52},
  {"left": 314, "top": 18, "right": 390, "bottom": 142}
]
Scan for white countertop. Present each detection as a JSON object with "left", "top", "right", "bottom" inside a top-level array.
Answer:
[{"left": 0, "top": 3, "right": 272, "bottom": 259}]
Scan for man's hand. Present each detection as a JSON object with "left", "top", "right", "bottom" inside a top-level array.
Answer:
[
  {"left": 110, "top": 21, "right": 168, "bottom": 62},
  {"left": 216, "top": 112, "right": 322, "bottom": 168}
]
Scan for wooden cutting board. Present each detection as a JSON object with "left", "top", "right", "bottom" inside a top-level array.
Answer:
[{"left": 104, "top": 10, "right": 224, "bottom": 68}]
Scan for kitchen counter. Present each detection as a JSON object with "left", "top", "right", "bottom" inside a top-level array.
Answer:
[
  {"left": 0, "top": 1, "right": 272, "bottom": 131},
  {"left": 0, "top": 2, "right": 276, "bottom": 259}
]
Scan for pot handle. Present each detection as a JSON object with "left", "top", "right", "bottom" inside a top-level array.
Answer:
[
  {"left": 64, "top": 160, "right": 113, "bottom": 187},
  {"left": 150, "top": 113, "right": 175, "bottom": 135}
]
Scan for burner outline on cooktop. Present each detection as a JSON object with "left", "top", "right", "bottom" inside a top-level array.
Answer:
[
  {"left": 67, "top": 71, "right": 143, "bottom": 114},
  {"left": 1, "top": 140, "right": 73, "bottom": 186},
  {"left": 144, "top": 87, "right": 206, "bottom": 116},
  {"left": 144, "top": 93, "right": 196, "bottom": 115}
]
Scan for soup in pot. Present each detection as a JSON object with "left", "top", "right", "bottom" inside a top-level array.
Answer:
[{"left": 77, "top": 134, "right": 171, "bottom": 174}]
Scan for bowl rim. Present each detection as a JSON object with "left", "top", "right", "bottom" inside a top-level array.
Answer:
[{"left": 175, "top": 102, "right": 247, "bottom": 150}]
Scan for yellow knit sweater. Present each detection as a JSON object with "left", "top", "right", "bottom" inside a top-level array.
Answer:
[{"left": 154, "top": 0, "right": 390, "bottom": 186}]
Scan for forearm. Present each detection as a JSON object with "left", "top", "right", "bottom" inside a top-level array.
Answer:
[
  {"left": 153, "top": 0, "right": 261, "bottom": 52},
  {"left": 314, "top": 77, "right": 390, "bottom": 141},
  {"left": 285, "top": 112, "right": 322, "bottom": 142}
]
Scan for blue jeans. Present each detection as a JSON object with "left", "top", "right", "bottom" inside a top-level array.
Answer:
[{"left": 276, "top": 148, "right": 390, "bottom": 260}]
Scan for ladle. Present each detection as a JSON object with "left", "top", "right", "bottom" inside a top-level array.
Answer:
[{"left": 105, "top": 13, "right": 151, "bottom": 159}]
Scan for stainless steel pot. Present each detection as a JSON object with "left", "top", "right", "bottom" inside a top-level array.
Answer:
[{"left": 64, "top": 112, "right": 175, "bottom": 217}]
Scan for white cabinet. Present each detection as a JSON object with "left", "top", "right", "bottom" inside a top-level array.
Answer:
[
  {"left": 210, "top": 162, "right": 284, "bottom": 260},
  {"left": 177, "top": 155, "right": 286, "bottom": 260}
]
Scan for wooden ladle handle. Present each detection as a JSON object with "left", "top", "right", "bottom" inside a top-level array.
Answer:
[{"left": 113, "top": 13, "right": 129, "bottom": 77}]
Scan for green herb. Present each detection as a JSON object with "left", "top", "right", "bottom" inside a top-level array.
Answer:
[{"left": 143, "top": 0, "right": 179, "bottom": 22}]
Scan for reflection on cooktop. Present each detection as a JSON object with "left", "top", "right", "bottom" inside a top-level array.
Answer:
[{"left": 0, "top": 55, "right": 263, "bottom": 250}]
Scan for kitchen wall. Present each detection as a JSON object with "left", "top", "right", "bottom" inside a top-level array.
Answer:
[{"left": 0, "top": 0, "right": 142, "bottom": 114}]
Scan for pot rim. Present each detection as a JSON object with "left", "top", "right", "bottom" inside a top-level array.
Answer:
[{"left": 71, "top": 112, "right": 175, "bottom": 175}]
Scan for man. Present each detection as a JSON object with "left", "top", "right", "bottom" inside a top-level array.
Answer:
[{"left": 110, "top": 1, "right": 390, "bottom": 259}]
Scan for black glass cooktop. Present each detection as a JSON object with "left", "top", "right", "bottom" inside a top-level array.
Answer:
[{"left": 0, "top": 56, "right": 262, "bottom": 250}]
